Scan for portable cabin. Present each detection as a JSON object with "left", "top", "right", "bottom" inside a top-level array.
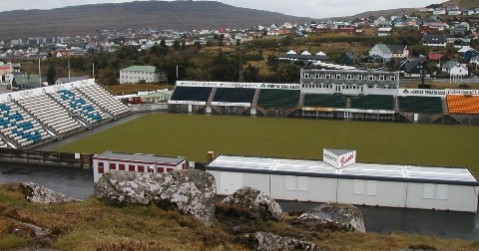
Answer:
[
  {"left": 92, "top": 151, "right": 187, "bottom": 182},
  {"left": 205, "top": 149, "right": 479, "bottom": 213}
]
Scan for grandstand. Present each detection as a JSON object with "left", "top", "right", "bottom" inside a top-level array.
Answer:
[
  {"left": 398, "top": 96, "right": 443, "bottom": 113},
  {"left": 0, "top": 79, "right": 130, "bottom": 149},
  {"left": 447, "top": 95, "right": 479, "bottom": 114},
  {"left": 303, "top": 94, "right": 347, "bottom": 109},
  {"left": 257, "top": 89, "right": 301, "bottom": 108},
  {"left": 167, "top": 70, "right": 479, "bottom": 125}
]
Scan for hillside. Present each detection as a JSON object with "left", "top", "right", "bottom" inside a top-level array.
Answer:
[
  {"left": 1, "top": 183, "right": 478, "bottom": 250},
  {"left": 0, "top": 1, "right": 312, "bottom": 40}
]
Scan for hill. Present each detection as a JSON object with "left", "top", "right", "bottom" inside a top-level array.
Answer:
[
  {"left": 1, "top": 183, "right": 478, "bottom": 250},
  {"left": 0, "top": 1, "right": 312, "bottom": 40}
]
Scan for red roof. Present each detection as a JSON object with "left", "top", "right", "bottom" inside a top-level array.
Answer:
[{"left": 428, "top": 53, "right": 444, "bottom": 60}]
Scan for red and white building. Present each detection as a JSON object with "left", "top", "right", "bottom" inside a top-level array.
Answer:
[{"left": 92, "top": 151, "right": 187, "bottom": 182}]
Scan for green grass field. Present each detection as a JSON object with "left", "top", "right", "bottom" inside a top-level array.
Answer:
[{"left": 56, "top": 113, "right": 479, "bottom": 175}]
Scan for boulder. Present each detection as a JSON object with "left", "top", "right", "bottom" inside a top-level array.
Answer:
[
  {"left": 240, "top": 232, "right": 320, "bottom": 251},
  {"left": 20, "top": 182, "right": 81, "bottom": 204},
  {"left": 221, "top": 186, "right": 283, "bottom": 221},
  {"left": 298, "top": 203, "right": 366, "bottom": 233},
  {"left": 94, "top": 169, "right": 216, "bottom": 227}
]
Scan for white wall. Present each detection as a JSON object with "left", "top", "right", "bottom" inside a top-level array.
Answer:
[
  {"left": 336, "top": 179, "right": 406, "bottom": 207},
  {"left": 405, "top": 183, "right": 479, "bottom": 212},
  {"left": 208, "top": 169, "right": 478, "bottom": 212},
  {"left": 270, "top": 175, "right": 337, "bottom": 202}
]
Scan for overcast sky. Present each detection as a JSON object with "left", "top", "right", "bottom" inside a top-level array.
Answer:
[{"left": 0, "top": 0, "right": 442, "bottom": 18}]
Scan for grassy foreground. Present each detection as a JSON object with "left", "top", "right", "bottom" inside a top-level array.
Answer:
[
  {"left": 57, "top": 113, "right": 479, "bottom": 175},
  {"left": 1, "top": 183, "right": 479, "bottom": 251}
]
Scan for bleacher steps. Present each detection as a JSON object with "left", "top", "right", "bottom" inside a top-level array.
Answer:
[{"left": 75, "top": 87, "right": 115, "bottom": 120}]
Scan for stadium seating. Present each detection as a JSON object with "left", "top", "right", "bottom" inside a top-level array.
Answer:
[
  {"left": 257, "top": 89, "right": 301, "bottom": 108},
  {"left": 52, "top": 89, "right": 109, "bottom": 124},
  {"left": 170, "top": 86, "right": 212, "bottom": 102},
  {"left": 0, "top": 101, "right": 51, "bottom": 147},
  {"left": 303, "top": 94, "right": 347, "bottom": 108},
  {"left": 446, "top": 95, "right": 479, "bottom": 115},
  {"left": 351, "top": 95, "right": 395, "bottom": 110},
  {"left": 398, "top": 96, "right": 443, "bottom": 113},
  {"left": 77, "top": 84, "right": 130, "bottom": 116},
  {"left": 17, "top": 94, "right": 83, "bottom": 134},
  {"left": 212, "top": 88, "right": 256, "bottom": 103}
]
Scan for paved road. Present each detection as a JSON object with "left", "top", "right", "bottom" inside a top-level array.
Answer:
[{"left": 0, "top": 163, "right": 94, "bottom": 199}]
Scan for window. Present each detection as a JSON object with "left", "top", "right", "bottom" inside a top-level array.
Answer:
[
  {"left": 157, "top": 167, "right": 164, "bottom": 173},
  {"left": 366, "top": 180, "right": 378, "bottom": 196},
  {"left": 354, "top": 180, "right": 365, "bottom": 195},
  {"left": 138, "top": 165, "right": 145, "bottom": 172},
  {"left": 167, "top": 168, "right": 174, "bottom": 173},
  {"left": 298, "top": 176, "right": 308, "bottom": 191},
  {"left": 119, "top": 164, "right": 125, "bottom": 171},
  {"left": 423, "top": 183, "right": 435, "bottom": 199},
  {"left": 129, "top": 165, "right": 135, "bottom": 172},
  {"left": 98, "top": 162, "right": 104, "bottom": 174},
  {"left": 436, "top": 184, "right": 448, "bottom": 200},
  {"left": 286, "top": 176, "right": 296, "bottom": 191},
  {"left": 109, "top": 163, "right": 116, "bottom": 170}
]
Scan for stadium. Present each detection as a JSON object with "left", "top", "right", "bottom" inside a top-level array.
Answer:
[{"left": 0, "top": 69, "right": 479, "bottom": 211}]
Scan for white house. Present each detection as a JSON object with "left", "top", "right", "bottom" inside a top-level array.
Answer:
[
  {"left": 119, "top": 65, "right": 161, "bottom": 84},
  {"left": 369, "top": 44, "right": 392, "bottom": 61},
  {"left": 206, "top": 149, "right": 479, "bottom": 212},
  {"left": 92, "top": 151, "right": 188, "bottom": 182}
]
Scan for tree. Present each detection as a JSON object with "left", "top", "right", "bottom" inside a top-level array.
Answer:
[{"left": 46, "top": 66, "right": 56, "bottom": 85}]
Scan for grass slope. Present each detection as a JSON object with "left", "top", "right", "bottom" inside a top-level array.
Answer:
[
  {"left": 57, "top": 114, "right": 479, "bottom": 175},
  {"left": 1, "top": 183, "right": 479, "bottom": 250}
]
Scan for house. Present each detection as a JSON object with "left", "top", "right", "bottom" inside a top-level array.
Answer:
[
  {"left": 433, "top": 8, "right": 447, "bottom": 15},
  {"left": 388, "top": 45, "right": 409, "bottom": 58},
  {"left": 450, "top": 27, "right": 466, "bottom": 37},
  {"left": 339, "top": 52, "right": 357, "bottom": 66},
  {"left": 0, "top": 65, "right": 13, "bottom": 83},
  {"left": 443, "top": 60, "right": 469, "bottom": 77},
  {"left": 119, "top": 65, "right": 162, "bottom": 84},
  {"left": 458, "top": 47, "right": 479, "bottom": 61},
  {"left": 427, "top": 53, "right": 447, "bottom": 67},
  {"left": 378, "top": 27, "right": 392, "bottom": 36},
  {"left": 369, "top": 44, "right": 392, "bottom": 62},
  {"left": 422, "top": 22, "right": 449, "bottom": 31},
  {"left": 470, "top": 55, "right": 479, "bottom": 66},
  {"left": 422, "top": 34, "right": 447, "bottom": 48},
  {"left": 403, "top": 60, "right": 430, "bottom": 78},
  {"left": 369, "top": 44, "right": 409, "bottom": 62},
  {"left": 453, "top": 38, "right": 470, "bottom": 49}
]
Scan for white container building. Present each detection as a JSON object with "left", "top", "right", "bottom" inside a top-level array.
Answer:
[{"left": 205, "top": 149, "right": 479, "bottom": 213}]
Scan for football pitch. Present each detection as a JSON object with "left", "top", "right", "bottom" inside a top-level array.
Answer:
[{"left": 56, "top": 113, "right": 479, "bottom": 175}]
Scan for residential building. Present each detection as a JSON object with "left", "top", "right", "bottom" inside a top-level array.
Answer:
[
  {"left": 423, "top": 34, "right": 447, "bottom": 48},
  {"left": 119, "top": 65, "right": 161, "bottom": 84}
]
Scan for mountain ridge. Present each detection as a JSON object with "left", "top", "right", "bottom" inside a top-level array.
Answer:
[{"left": 0, "top": 1, "right": 313, "bottom": 40}]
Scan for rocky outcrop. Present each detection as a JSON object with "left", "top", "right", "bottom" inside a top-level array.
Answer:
[
  {"left": 94, "top": 169, "right": 216, "bottom": 227},
  {"left": 298, "top": 203, "right": 366, "bottom": 233},
  {"left": 222, "top": 186, "right": 283, "bottom": 221},
  {"left": 20, "top": 182, "right": 81, "bottom": 204},
  {"left": 239, "top": 232, "right": 320, "bottom": 251}
]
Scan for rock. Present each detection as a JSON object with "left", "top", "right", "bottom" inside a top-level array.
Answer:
[
  {"left": 20, "top": 182, "right": 81, "bottom": 204},
  {"left": 298, "top": 203, "right": 366, "bottom": 233},
  {"left": 222, "top": 186, "right": 283, "bottom": 221},
  {"left": 94, "top": 169, "right": 216, "bottom": 227},
  {"left": 240, "top": 232, "right": 320, "bottom": 251}
]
